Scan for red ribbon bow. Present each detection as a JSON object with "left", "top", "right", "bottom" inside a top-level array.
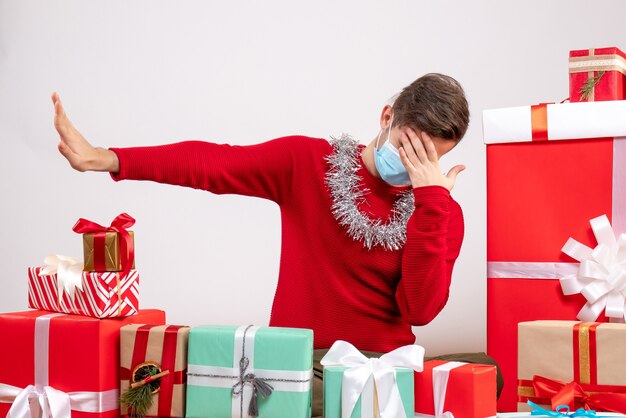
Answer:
[
  {"left": 72, "top": 213, "right": 135, "bottom": 281},
  {"left": 532, "top": 375, "right": 626, "bottom": 413}
]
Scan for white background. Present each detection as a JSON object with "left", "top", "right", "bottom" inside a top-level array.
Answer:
[{"left": 1, "top": 0, "right": 625, "bottom": 355}]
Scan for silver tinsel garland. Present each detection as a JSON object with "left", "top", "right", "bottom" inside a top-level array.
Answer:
[{"left": 325, "top": 134, "right": 415, "bottom": 251}]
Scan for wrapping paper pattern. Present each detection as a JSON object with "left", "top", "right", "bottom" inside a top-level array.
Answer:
[
  {"left": 28, "top": 266, "right": 139, "bottom": 318},
  {"left": 120, "top": 324, "right": 190, "bottom": 417}
]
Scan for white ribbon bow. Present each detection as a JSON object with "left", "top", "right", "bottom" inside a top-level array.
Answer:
[
  {"left": 320, "top": 340, "right": 424, "bottom": 418},
  {"left": 560, "top": 214, "right": 626, "bottom": 322},
  {"left": 0, "top": 383, "right": 119, "bottom": 418},
  {"left": 39, "top": 255, "right": 84, "bottom": 299},
  {"left": 2, "top": 384, "right": 71, "bottom": 418}
]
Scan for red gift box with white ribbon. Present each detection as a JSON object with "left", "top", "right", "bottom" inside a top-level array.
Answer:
[
  {"left": 0, "top": 309, "right": 165, "bottom": 418},
  {"left": 414, "top": 360, "right": 497, "bottom": 418},
  {"left": 483, "top": 100, "right": 626, "bottom": 411},
  {"left": 28, "top": 264, "right": 139, "bottom": 318}
]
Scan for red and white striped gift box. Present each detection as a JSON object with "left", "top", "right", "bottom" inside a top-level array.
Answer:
[{"left": 27, "top": 266, "right": 139, "bottom": 318}]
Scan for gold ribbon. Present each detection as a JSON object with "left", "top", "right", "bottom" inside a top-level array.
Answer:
[
  {"left": 569, "top": 48, "right": 626, "bottom": 102},
  {"left": 115, "top": 273, "right": 123, "bottom": 317},
  {"left": 577, "top": 323, "right": 591, "bottom": 385},
  {"left": 569, "top": 53, "right": 626, "bottom": 76}
]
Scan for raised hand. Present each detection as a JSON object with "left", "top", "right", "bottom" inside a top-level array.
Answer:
[
  {"left": 398, "top": 127, "right": 465, "bottom": 191},
  {"left": 52, "top": 92, "right": 119, "bottom": 172}
]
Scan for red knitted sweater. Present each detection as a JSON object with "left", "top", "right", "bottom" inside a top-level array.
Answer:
[{"left": 110, "top": 135, "right": 464, "bottom": 352}]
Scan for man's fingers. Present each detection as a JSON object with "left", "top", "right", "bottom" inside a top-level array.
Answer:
[
  {"left": 398, "top": 146, "right": 415, "bottom": 171},
  {"left": 57, "top": 140, "right": 73, "bottom": 157},
  {"left": 399, "top": 131, "right": 420, "bottom": 165},
  {"left": 420, "top": 131, "right": 439, "bottom": 162},
  {"left": 404, "top": 128, "right": 428, "bottom": 163},
  {"left": 446, "top": 165, "right": 466, "bottom": 181}
]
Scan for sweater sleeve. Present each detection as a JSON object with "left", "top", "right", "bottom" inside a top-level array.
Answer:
[
  {"left": 109, "top": 136, "right": 301, "bottom": 204},
  {"left": 394, "top": 185, "right": 464, "bottom": 326}
]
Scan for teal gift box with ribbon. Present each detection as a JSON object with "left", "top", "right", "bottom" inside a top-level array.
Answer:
[
  {"left": 321, "top": 340, "right": 424, "bottom": 418},
  {"left": 186, "top": 325, "right": 313, "bottom": 418}
]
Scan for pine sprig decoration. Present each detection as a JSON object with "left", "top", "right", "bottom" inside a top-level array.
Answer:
[
  {"left": 120, "top": 383, "right": 154, "bottom": 418},
  {"left": 120, "top": 364, "right": 161, "bottom": 418},
  {"left": 579, "top": 71, "right": 605, "bottom": 101}
]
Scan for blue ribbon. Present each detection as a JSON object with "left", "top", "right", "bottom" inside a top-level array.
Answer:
[{"left": 528, "top": 401, "right": 598, "bottom": 417}]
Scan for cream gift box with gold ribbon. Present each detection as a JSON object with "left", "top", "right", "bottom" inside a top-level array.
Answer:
[{"left": 517, "top": 320, "right": 626, "bottom": 413}]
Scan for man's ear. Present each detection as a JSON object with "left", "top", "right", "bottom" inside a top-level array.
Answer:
[{"left": 379, "top": 105, "right": 393, "bottom": 130}]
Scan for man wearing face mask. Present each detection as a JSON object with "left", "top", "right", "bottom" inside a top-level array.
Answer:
[{"left": 52, "top": 73, "right": 502, "bottom": 416}]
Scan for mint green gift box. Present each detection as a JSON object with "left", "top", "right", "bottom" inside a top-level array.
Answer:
[
  {"left": 186, "top": 325, "right": 313, "bottom": 418},
  {"left": 323, "top": 366, "right": 414, "bottom": 418}
]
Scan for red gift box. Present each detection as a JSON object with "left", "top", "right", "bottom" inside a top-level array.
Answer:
[
  {"left": 569, "top": 47, "right": 626, "bottom": 102},
  {"left": 483, "top": 101, "right": 626, "bottom": 411},
  {"left": 28, "top": 266, "right": 139, "bottom": 318},
  {"left": 414, "top": 360, "right": 497, "bottom": 418},
  {"left": 0, "top": 309, "right": 165, "bottom": 418}
]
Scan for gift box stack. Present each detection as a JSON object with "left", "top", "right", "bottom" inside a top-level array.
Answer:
[
  {"left": 484, "top": 46, "right": 626, "bottom": 413},
  {"left": 0, "top": 213, "right": 319, "bottom": 418},
  {"left": 0, "top": 214, "right": 501, "bottom": 417},
  {"left": 0, "top": 213, "right": 169, "bottom": 418}
]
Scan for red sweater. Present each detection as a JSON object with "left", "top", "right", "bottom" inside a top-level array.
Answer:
[{"left": 110, "top": 135, "right": 464, "bottom": 352}]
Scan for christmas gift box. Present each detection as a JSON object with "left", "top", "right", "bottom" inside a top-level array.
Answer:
[
  {"left": 28, "top": 258, "right": 139, "bottom": 318},
  {"left": 498, "top": 407, "right": 625, "bottom": 417},
  {"left": 0, "top": 309, "right": 165, "bottom": 418},
  {"left": 73, "top": 213, "right": 136, "bottom": 273},
  {"left": 321, "top": 340, "right": 423, "bottom": 418},
  {"left": 120, "top": 324, "right": 190, "bottom": 417},
  {"left": 483, "top": 100, "right": 626, "bottom": 411},
  {"left": 569, "top": 47, "right": 626, "bottom": 102},
  {"left": 517, "top": 321, "right": 626, "bottom": 413},
  {"left": 413, "top": 360, "right": 497, "bottom": 418},
  {"left": 186, "top": 325, "right": 313, "bottom": 418}
]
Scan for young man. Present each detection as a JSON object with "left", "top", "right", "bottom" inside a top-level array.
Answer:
[{"left": 53, "top": 73, "right": 500, "bottom": 415}]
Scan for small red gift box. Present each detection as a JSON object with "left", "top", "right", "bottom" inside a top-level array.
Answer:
[
  {"left": 414, "top": 360, "right": 497, "bottom": 418},
  {"left": 483, "top": 100, "right": 626, "bottom": 411},
  {"left": 569, "top": 47, "right": 626, "bottom": 102},
  {"left": 28, "top": 266, "right": 139, "bottom": 318},
  {"left": 0, "top": 309, "right": 165, "bottom": 418}
]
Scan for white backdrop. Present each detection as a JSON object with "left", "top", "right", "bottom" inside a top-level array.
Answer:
[{"left": 1, "top": 0, "right": 625, "bottom": 355}]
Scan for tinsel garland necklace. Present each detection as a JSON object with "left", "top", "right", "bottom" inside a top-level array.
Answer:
[{"left": 325, "top": 134, "right": 415, "bottom": 251}]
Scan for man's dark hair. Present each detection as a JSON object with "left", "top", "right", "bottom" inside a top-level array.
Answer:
[{"left": 392, "top": 73, "right": 469, "bottom": 142}]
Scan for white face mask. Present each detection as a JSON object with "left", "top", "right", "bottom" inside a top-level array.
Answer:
[{"left": 373, "top": 114, "right": 411, "bottom": 186}]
